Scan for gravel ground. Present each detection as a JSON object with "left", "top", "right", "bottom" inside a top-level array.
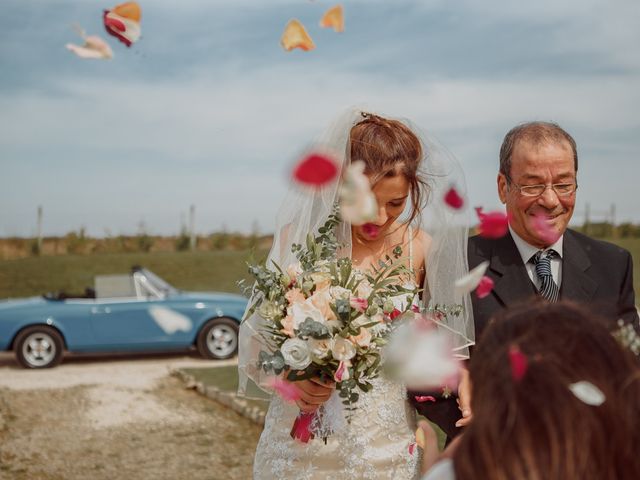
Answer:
[{"left": 0, "top": 352, "right": 262, "bottom": 480}]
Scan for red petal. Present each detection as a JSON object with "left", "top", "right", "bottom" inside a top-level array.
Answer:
[
  {"left": 389, "top": 308, "right": 402, "bottom": 320},
  {"left": 408, "top": 442, "right": 416, "bottom": 455},
  {"left": 414, "top": 395, "right": 436, "bottom": 403},
  {"left": 475, "top": 207, "right": 509, "bottom": 239},
  {"left": 362, "top": 223, "right": 380, "bottom": 238},
  {"left": 475, "top": 275, "right": 494, "bottom": 299},
  {"left": 509, "top": 345, "right": 528, "bottom": 381},
  {"left": 292, "top": 153, "right": 338, "bottom": 186},
  {"left": 444, "top": 186, "right": 464, "bottom": 209}
]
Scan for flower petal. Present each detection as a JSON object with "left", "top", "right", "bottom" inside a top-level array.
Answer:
[
  {"left": 292, "top": 153, "right": 339, "bottom": 186},
  {"left": 444, "top": 186, "right": 464, "bottom": 209},
  {"left": 362, "top": 223, "right": 380, "bottom": 238},
  {"left": 281, "top": 19, "right": 316, "bottom": 51},
  {"left": 569, "top": 381, "right": 606, "bottom": 406},
  {"left": 475, "top": 207, "right": 510, "bottom": 239},
  {"left": 475, "top": 275, "right": 494, "bottom": 299},
  {"left": 408, "top": 442, "right": 416, "bottom": 456},
  {"left": 509, "top": 345, "right": 528, "bottom": 381},
  {"left": 454, "top": 261, "right": 489, "bottom": 298},
  {"left": 266, "top": 377, "right": 300, "bottom": 404},
  {"left": 531, "top": 212, "right": 562, "bottom": 245},
  {"left": 339, "top": 161, "right": 378, "bottom": 225},
  {"left": 319, "top": 5, "right": 345, "bottom": 33},
  {"left": 414, "top": 395, "right": 436, "bottom": 403}
]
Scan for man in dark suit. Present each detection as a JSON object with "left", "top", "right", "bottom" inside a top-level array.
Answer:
[{"left": 413, "top": 121, "right": 638, "bottom": 440}]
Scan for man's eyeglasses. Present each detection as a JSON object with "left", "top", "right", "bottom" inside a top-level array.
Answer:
[{"left": 505, "top": 175, "right": 578, "bottom": 197}]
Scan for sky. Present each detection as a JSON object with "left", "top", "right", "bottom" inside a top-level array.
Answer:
[{"left": 1, "top": 0, "right": 639, "bottom": 237}]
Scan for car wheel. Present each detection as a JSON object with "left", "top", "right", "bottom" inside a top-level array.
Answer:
[
  {"left": 196, "top": 317, "right": 239, "bottom": 360},
  {"left": 14, "top": 325, "right": 64, "bottom": 369}
]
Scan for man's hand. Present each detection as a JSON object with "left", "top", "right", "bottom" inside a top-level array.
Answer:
[
  {"left": 292, "top": 377, "right": 336, "bottom": 412},
  {"left": 455, "top": 367, "right": 472, "bottom": 427}
]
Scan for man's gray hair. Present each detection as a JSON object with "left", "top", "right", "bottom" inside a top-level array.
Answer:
[{"left": 499, "top": 121, "right": 578, "bottom": 176}]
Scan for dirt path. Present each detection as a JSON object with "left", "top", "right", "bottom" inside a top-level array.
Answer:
[{"left": 0, "top": 353, "right": 262, "bottom": 480}]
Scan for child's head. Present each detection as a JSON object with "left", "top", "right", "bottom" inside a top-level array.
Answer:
[{"left": 455, "top": 301, "right": 640, "bottom": 480}]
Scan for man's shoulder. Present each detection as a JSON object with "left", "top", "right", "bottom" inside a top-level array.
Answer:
[
  {"left": 468, "top": 233, "right": 508, "bottom": 258},
  {"left": 565, "top": 229, "right": 632, "bottom": 259}
]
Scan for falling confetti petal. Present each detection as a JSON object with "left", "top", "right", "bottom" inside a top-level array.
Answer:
[
  {"left": 362, "top": 223, "right": 380, "bottom": 238},
  {"left": 66, "top": 24, "right": 113, "bottom": 60},
  {"left": 292, "top": 152, "right": 339, "bottom": 187},
  {"left": 408, "top": 442, "right": 416, "bottom": 455},
  {"left": 319, "top": 5, "right": 345, "bottom": 33},
  {"left": 569, "top": 381, "right": 606, "bottom": 406},
  {"left": 281, "top": 19, "right": 315, "bottom": 51},
  {"left": 414, "top": 395, "right": 436, "bottom": 403},
  {"left": 475, "top": 207, "right": 510, "bottom": 239},
  {"left": 103, "top": 2, "right": 142, "bottom": 47},
  {"left": 444, "top": 186, "right": 464, "bottom": 209},
  {"left": 475, "top": 276, "right": 494, "bottom": 299},
  {"left": 386, "top": 325, "right": 460, "bottom": 390},
  {"left": 509, "top": 345, "right": 528, "bottom": 381},
  {"left": 266, "top": 377, "right": 300, "bottom": 403},
  {"left": 454, "top": 261, "right": 489, "bottom": 299},
  {"left": 339, "top": 161, "right": 378, "bottom": 225},
  {"left": 531, "top": 212, "right": 561, "bottom": 245}
]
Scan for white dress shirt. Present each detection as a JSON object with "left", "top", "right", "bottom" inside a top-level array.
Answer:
[{"left": 509, "top": 226, "right": 564, "bottom": 290}]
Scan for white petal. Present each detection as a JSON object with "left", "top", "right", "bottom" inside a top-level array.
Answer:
[
  {"left": 149, "top": 306, "right": 193, "bottom": 334},
  {"left": 569, "top": 381, "right": 606, "bottom": 406},
  {"left": 454, "top": 261, "right": 490, "bottom": 299}
]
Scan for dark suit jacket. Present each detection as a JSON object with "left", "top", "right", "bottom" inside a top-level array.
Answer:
[{"left": 413, "top": 229, "right": 639, "bottom": 440}]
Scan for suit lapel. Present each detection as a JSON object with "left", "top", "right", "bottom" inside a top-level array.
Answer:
[
  {"left": 490, "top": 233, "right": 537, "bottom": 306},
  {"left": 560, "top": 230, "right": 598, "bottom": 302}
]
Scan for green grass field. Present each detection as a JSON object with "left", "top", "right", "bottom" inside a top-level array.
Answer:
[
  {"left": 0, "top": 250, "right": 268, "bottom": 299},
  {"left": 0, "top": 238, "right": 637, "bottom": 299}
]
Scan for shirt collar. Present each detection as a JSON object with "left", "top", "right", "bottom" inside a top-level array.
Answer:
[{"left": 509, "top": 225, "right": 564, "bottom": 264}]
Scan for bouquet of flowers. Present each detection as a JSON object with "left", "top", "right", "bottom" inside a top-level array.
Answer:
[{"left": 242, "top": 209, "right": 418, "bottom": 442}]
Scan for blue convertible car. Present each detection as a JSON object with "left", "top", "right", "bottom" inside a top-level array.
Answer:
[{"left": 0, "top": 267, "right": 248, "bottom": 368}]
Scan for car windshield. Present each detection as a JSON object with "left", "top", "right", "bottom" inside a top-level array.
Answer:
[{"left": 140, "top": 268, "right": 179, "bottom": 295}]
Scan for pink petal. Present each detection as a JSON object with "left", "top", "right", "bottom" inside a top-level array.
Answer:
[
  {"left": 334, "top": 360, "right": 347, "bottom": 382},
  {"left": 414, "top": 395, "right": 436, "bottom": 403},
  {"left": 411, "top": 305, "right": 420, "bottom": 313},
  {"left": 444, "top": 186, "right": 464, "bottom": 209},
  {"left": 475, "top": 207, "right": 510, "bottom": 239},
  {"left": 531, "top": 212, "right": 561, "bottom": 245},
  {"left": 349, "top": 297, "right": 368, "bottom": 312},
  {"left": 408, "top": 442, "right": 416, "bottom": 455},
  {"left": 362, "top": 223, "right": 380, "bottom": 238},
  {"left": 509, "top": 345, "right": 528, "bottom": 381},
  {"left": 475, "top": 275, "right": 494, "bottom": 299},
  {"left": 266, "top": 377, "right": 300, "bottom": 403},
  {"left": 292, "top": 153, "right": 339, "bottom": 186}
]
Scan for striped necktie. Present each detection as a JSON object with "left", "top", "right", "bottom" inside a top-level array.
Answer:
[{"left": 530, "top": 249, "right": 559, "bottom": 302}]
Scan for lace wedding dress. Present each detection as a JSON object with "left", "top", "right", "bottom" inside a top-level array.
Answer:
[{"left": 253, "top": 285, "right": 421, "bottom": 480}]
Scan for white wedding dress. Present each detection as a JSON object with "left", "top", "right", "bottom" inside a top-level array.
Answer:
[{"left": 253, "top": 264, "right": 421, "bottom": 479}]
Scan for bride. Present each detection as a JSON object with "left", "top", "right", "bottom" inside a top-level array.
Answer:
[{"left": 238, "top": 109, "right": 474, "bottom": 479}]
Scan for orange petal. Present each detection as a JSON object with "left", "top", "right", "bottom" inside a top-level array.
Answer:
[
  {"left": 112, "top": 2, "right": 142, "bottom": 22},
  {"left": 320, "top": 5, "right": 344, "bottom": 33},
  {"left": 281, "top": 19, "right": 315, "bottom": 51}
]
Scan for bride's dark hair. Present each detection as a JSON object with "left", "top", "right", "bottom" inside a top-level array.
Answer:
[
  {"left": 349, "top": 113, "right": 428, "bottom": 226},
  {"left": 453, "top": 301, "right": 640, "bottom": 480}
]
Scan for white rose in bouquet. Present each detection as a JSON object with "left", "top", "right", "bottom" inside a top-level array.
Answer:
[
  {"left": 281, "top": 338, "right": 312, "bottom": 370},
  {"left": 308, "top": 338, "right": 333, "bottom": 360},
  {"left": 332, "top": 337, "right": 356, "bottom": 361},
  {"left": 291, "top": 301, "right": 327, "bottom": 331}
]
